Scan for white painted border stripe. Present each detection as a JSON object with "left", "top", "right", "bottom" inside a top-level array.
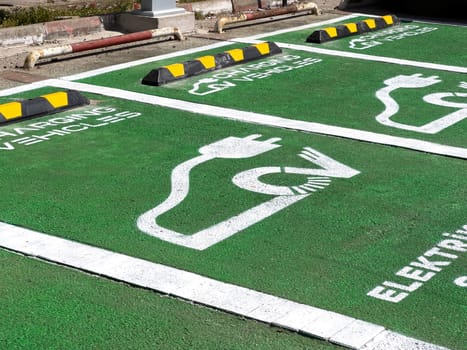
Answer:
[
  {"left": 61, "top": 41, "right": 236, "bottom": 81},
  {"left": 0, "top": 16, "right": 457, "bottom": 350},
  {"left": 1, "top": 13, "right": 463, "bottom": 92},
  {"left": 0, "top": 222, "right": 449, "bottom": 350},
  {"left": 241, "top": 13, "right": 360, "bottom": 40},
  {"left": 245, "top": 12, "right": 467, "bottom": 40},
  {"left": 236, "top": 14, "right": 467, "bottom": 74},
  {"left": 59, "top": 14, "right": 359, "bottom": 82},
  {"left": 0, "top": 79, "right": 54, "bottom": 97},
  {"left": 0, "top": 15, "right": 358, "bottom": 89},
  {"left": 235, "top": 40, "right": 467, "bottom": 74},
  {"left": 0, "top": 42, "right": 236, "bottom": 96},
  {"left": 46, "top": 79, "right": 467, "bottom": 159}
]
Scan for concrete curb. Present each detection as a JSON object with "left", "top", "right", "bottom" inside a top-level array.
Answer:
[
  {"left": 179, "top": 0, "right": 293, "bottom": 15},
  {"left": 0, "top": 0, "right": 300, "bottom": 47},
  {"left": 0, "top": 16, "right": 104, "bottom": 47},
  {"left": 178, "top": 0, "right": 232, "bottom": 15}
]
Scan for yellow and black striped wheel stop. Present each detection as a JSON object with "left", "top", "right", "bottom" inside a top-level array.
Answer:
[
  {"left": 0, "top": 90, "right": 89, "bottom": 125},
  {"left": 142, "top": 42, "right": 282, "bottom": 86},
  {"left": 306, "top": 15, "right": 400, "bottom": 44}
]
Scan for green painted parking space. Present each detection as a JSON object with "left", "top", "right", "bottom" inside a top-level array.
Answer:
[
  {"left": 0, "top": 87, "right": 465, "bottom": 349},
  {"left": 263, "top": 16, "right": 467, "bottom": 68},
  {"left": 1, "top": 249, "right": 337, "bottom": 350},
  {"left": 2, "top": 15, "right": 467, "bottom": 350},
  {"left": 75, "top": 46, "right": 467, "bottom": 152}
]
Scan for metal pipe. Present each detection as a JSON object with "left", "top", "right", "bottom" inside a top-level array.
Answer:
[
  {"left": 214, "top": 1, "right": 320, "bottom": 33},
  {"left": 24, "top": 27, "right": 185, "bottom": 69}
]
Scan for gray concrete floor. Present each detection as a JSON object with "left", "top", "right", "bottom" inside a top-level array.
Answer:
[{"left": 0, "top": 1, "right": 345, "bottom": 89}]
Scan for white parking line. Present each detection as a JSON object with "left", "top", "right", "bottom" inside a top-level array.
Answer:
[
  {"left": 0, "top": 15, "right": 359, "bottom": 89},
  {"left": 241, "top": 13, "right": 360, "bottom": 39},
  {"left": 59, "top": 14, "right": 359, "bottom": 81},
  {"left": 0, "top": 79, "right": 53, "bottom": 97},
  {"left": 234, "top": 40, "right": 467, "bottom": 74},
  {"left": 0, "top": 222, "right": 449, "bottom": 350},
  {"left": 236, "top": 15, "right": 467, "bottom": 73},
  {"left": 0, "top": 17, "right": 462, "bottom": 350},
  {"left": 46, "top": 79, "right": 467, "bottom": 159}
]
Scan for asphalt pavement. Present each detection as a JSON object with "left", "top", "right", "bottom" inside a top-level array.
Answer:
[
  {"left": 0, "top": 0, "right": 345, "bottom": 90},
  {"left": 1, "top": 0, "right": 464, "bottom": 90}
]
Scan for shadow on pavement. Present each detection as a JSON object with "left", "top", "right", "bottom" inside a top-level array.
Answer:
[{"left": 346, "top": 0, "right": 467, "bottom": 24}]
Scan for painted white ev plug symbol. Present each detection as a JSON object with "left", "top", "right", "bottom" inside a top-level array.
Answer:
[
  {"left": 137, "top": 134, "right": 360, "bottom": 250},
  {"left": 189, "top": 77, "right": 235, "bottom": 96},
  {"left": 375, "top": 73, "right": 467, "bottom": 133}
]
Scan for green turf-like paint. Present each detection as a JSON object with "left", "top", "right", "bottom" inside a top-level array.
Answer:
[
  {"left": 266, "top": 19, "right": 467, "bottom": 68},
  {"left": 0, "top": 90, "right": 465, "bottom": 349},
  {"left": 0, "top": 249, "right": 339, "bottom": 350},
  {"left": 78, "top": 48, "right": 467, "bottom": 150}
]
